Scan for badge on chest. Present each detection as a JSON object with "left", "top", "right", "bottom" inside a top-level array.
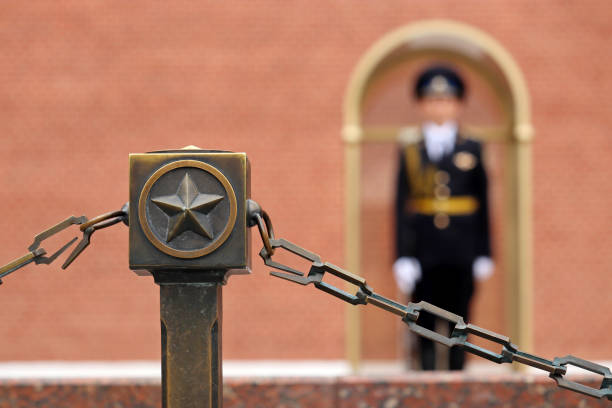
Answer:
[{"left": 453, "top": 151, "right": 477, "bottom": 171}]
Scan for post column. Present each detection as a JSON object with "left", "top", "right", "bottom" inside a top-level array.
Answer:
[
  {"left": 157, "top": 274, "right": 223, "bottom": 408},
  {"left": 129, "top": 148, "right": 250, "bottom": 408}
]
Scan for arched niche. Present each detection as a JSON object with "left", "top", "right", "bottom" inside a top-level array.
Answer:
[{"left": 342, "top": 20, "right": 533, "bottom": 369}]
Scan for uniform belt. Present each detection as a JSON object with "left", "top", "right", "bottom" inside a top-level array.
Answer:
[{"left": 409, "top": 196, "right": 479, "bottom": 215}]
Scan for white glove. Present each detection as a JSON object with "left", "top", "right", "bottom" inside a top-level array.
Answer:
[
  {"left": 393, "top": 257, "right": 422, "bottom": 294},
  {"left": 473, "top": 256, "right": 494, "bottom": 281}
]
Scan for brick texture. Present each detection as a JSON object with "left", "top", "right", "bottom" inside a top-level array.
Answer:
[{"left": 0, "top": 1, "right": 610, "bottom": 362}]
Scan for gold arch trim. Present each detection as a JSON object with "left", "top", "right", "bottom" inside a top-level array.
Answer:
[
  {"left": 342, "top": 19, "right": 532, "bottom": 140},
  {"left": 342, "top": 19, "right": 533, "bottom": 370}
]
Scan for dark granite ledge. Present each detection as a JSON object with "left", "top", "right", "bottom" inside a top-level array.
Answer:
[{"left": 0, "top": 374, "right": 608, "bottom": 407}]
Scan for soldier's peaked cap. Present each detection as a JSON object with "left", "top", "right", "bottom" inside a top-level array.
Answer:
[{"left": 414, "top": 65, "right": 465, "bottom": 100}]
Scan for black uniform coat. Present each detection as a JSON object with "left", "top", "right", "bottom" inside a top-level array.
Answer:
[
  {"left": 395, "top": 135, "right": 491, "bottom": 271},
  {"left": 395, "top": 135, "right": 492, "bottom": 374}
]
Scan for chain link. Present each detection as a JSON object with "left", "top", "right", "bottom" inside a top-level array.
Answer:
[
  {"left": 62, "top": 205, "right": 129, "bottom": 269},
  {"left": 0, "top": 204, "right": 129, "bottom": 282},
  {"left": 248, "top": 200, "right": 612, "bottom": 401}
]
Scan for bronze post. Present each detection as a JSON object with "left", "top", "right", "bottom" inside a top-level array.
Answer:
[
  {"left": 155, "top": 271, "right": 225, "bottom": 408},
  {"left": 130, "top": 149, "right": 250, "bottom": 408}
]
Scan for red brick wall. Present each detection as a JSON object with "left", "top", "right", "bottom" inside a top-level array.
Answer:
[{"left": 0, "top": 1, "right": 610, "bottom": 361}]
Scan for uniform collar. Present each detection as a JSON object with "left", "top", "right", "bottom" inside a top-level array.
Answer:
[{"left": 422, "top": 121, "right": 458, "bottom": 162}]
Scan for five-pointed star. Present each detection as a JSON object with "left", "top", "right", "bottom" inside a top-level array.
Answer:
[{"left": 151, "top": 173, "right": 224, "bottom": 243}]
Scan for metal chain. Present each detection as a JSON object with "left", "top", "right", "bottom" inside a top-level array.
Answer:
[
  {"left": 0, "top": 203, "right": 129, "bottom": 283},
  {"left": 247, "top": 200, "right": 612, "bottom": 401},
  {"left": 61, "top": 205, "right": 129, "bottom": 269}
]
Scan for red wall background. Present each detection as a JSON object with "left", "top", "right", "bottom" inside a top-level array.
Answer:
[{"left": 0, "top": 1, "right": 610, "bottom": 362}]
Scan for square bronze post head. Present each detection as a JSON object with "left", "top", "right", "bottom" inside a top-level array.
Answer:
[{"left": 129, "top": 148, "right": 250, "bottom": 277}]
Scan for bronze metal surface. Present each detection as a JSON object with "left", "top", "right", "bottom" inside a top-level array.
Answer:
[
  {"left": 79, "top": 210, "right": 127, "bottom": 231},
  {"left": 63, "top": 207, "right": 129, "bottom": 269},
  {"left": 129, "top": 150, "right": 250, "bottom": 273},
  {"left": 551, "top": 356, "right": 612, "bottom": 399},
  {"left": 0, "top": 215, "right": 86, "bottom": 283},
  {"left": 157, "top": 278, "right": 223, "bottom": 408},
  {"left": 129, "top": 150, "right": 251, "bottom": 407},
  {"left": 364, "top": 293, "right": 409, "bottom": 318},
  {"left": 0, "top": 250, "right": 44, "bottom": 278},
  {"left": 138, "top": 160, "right": 237, "bottom": 259}
]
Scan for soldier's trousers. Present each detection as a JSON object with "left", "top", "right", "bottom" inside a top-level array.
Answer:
[{"left": 413, "top": 263, "right": 474, "bottom": 371}]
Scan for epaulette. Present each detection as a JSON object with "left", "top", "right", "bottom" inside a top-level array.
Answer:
[{"left": 397, "top": 127, "right": 422, "bottom": 146}]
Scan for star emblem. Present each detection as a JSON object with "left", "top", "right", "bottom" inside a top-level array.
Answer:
[{"left": 151, "top": 172, "right": 224, "bottom": 243}]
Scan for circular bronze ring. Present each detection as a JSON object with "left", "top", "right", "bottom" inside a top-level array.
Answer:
[
  {"left": 261, "top": 210, "right": 275, "bottom": 240},
  {"left": 138, "top": 160, "right": 237, "bottom": 259}
]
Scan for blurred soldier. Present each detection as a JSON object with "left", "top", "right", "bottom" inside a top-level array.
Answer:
[{"left": 394, "top": 65, "right": 493, "bottom": 371}]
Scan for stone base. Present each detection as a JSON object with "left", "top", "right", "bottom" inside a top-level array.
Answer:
[{"left": 0, "top": 374, "right": 608, "bottom": 407}]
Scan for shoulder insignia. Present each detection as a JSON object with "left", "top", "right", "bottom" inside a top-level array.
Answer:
[
  {"left": 397, "top": 127, "right": 422, "bottom": 146},
  {"left": 453, "top": 151, "right": 477, "bottom": 171}
]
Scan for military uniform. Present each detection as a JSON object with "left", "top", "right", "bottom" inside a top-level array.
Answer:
[
  {"left": 393, "top": 64, "right": 493, "bottom": 370},
  {"left": 395, "top": 132, "right": 491, "bottom": 370}
]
